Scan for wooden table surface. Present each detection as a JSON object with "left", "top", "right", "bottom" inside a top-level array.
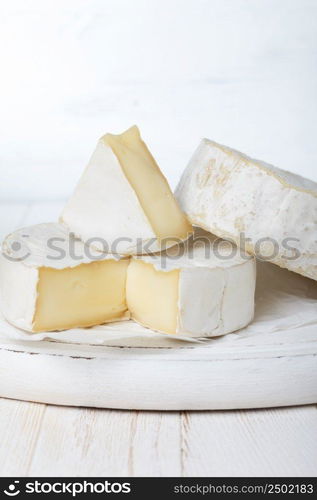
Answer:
[{"left": 0, "top": 201, "right": 316, "bottom": 477}]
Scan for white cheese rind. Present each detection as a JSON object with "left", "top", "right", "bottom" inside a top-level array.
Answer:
[
  {"left": 1, "top": 222, "right": 121, "bottom": 269},
  {"left": 175, "top": 139, "right": 317, "bottom": 281},
  {"left": 0, "top": 258, "right": 38, "bottom": 331},
  {"left": 61, "top": 140, "right": 157, "bottom": 254},
  {"left": 178, "top": 262, "right": 256, "bottom": 337},
  {"left": 131, "top": 231, "right": 256, "bottom": 337}
]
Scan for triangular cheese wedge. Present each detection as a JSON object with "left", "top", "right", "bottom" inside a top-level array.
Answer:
[{"left": 61, "top": 126, "right": 192, "bottom": 254}]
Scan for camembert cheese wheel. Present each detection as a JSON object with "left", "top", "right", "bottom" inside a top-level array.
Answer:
[{"left": 176, "top": 139, "right": 317, "bottom": 281}]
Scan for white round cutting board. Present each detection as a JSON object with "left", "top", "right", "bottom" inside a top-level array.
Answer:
[{"left": 0, "top": 262, "right": 316, "bottom": 410}]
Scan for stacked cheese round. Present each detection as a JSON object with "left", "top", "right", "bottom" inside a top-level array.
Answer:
[
  {"left": 0, "top": 128, "right": 263, "bottom": 338},
  {"left": 0, "top": 224, "right": 256, "bottom": 337}
]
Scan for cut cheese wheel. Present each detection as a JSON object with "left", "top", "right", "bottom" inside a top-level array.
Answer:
[
  {"left": 61, "top": 126, "right": 193, "bottom": 255},
  {"left": 0, "top": 223, "right": 130, "bottom": 332},
  {"left": 126, "top": 229, "right": 256, "bottom": 337},
  {"left": 175, "top": 139, "right": 317, "bottom": 281}
]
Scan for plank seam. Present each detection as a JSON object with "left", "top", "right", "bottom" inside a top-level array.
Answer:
[{"left": 0, "top": 347, "right": 316, "bottom": 362}]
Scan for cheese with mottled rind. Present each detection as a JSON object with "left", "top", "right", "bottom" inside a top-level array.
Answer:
[
  {"left": 0, "top": 223, "right": 130, "bottom": 332},
  {"left": 126, "top": 229, "right": 256, "bottom": 337},
  {"left": 175, "top": 139, "right": 317, "bottom": 281},
  {"left": 61, "top": 126, "right": 193, "bottom": 255}
]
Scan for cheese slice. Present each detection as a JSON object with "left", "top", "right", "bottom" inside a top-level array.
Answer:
[
  {"left": 175, "top": 139, "right": 317, "bottom": 281},
  {"left": 126, "top": 229, "right": 256, "bottom": 337},
  {"left": 0, "top": 223, "right": 130, "bottom": 332},
  {"left": 61, "top": 126, "right": 193, "bottom": 255}
]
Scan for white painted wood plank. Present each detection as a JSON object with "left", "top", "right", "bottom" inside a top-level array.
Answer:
[
  {"left": 181, "top": 406, "right": 317, "bottom": 477},
  {"left": 3, "top": 403, "right": 316, "bottom": 477},
  {"left": 28, "top": 407, "right": 182, "bottom": 477},
  {"left": 0, "top": 398, "right": 46, "bottom": 476},
  {"left": 127, "top": 412, "right": 181, "bottom": 477},
  {"left": 28, "top": 406, "right": 134, "bottom": 477}
]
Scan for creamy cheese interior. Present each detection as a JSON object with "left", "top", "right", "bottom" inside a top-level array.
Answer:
[
  {"left": 126, "top": 259, "right": 180, "bottom": 334},
  {"left": 104, "top": 126, "right": 192, "bottom": 246},
  {"left": 33, "top": 259, "right": 129, "bottom": 332}
]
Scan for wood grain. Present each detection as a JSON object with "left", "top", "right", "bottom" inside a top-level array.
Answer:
[
  {"left": 0, "top": 399, "right": 316, "bottom": 477},
  {"left": 0, "top": 398, "right": 45, "bottom": 476},
  {"left": 28, "top": 406, "right": 182, "bottom": 477},
  {"left": 29, "top": 406, "right": 133, "bottom": 477},
  {"left": 181, "top": 406, "right": 317, "bottom": 477}
]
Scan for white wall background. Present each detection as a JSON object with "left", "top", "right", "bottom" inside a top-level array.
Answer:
[{"left": 0, "top": 0, "right": 316, "bottom": 201}]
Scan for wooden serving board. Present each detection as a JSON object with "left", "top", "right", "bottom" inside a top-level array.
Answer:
[
  {"left": 0, "top": 211, "right": 316, "bottom": 410},
  {"left": 0, "top": 321, "right": 316, "bottom": 410}
]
